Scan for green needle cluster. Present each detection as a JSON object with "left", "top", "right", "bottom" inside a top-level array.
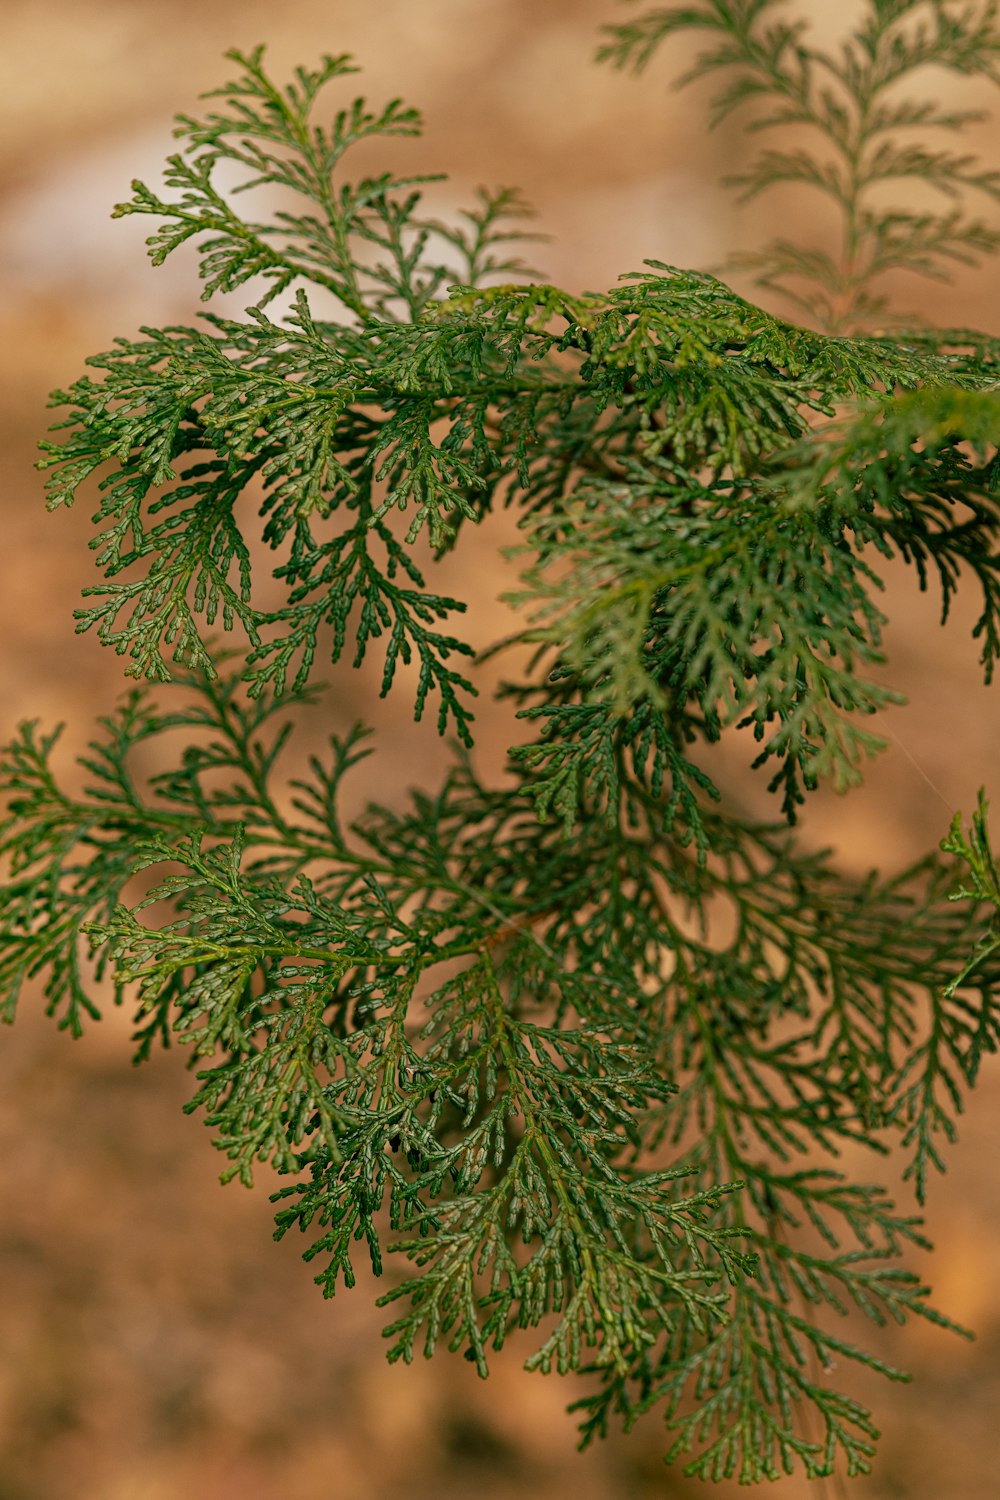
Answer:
[{"left": 5, "top": 4, "right": 1000, "bottom": 1483}]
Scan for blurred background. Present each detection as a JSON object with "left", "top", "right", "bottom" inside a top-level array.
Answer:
[{"left": 3, "top": 1, "right": 1000, "bottom": 1496}]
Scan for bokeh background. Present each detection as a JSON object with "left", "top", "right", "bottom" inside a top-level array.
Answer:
[{"left": 3, "top": 2, "right": 1000, "bottom": 1496}]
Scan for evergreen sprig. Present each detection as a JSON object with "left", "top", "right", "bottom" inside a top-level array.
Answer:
[
  {"left": 5, "top": 4, "right": 1000, "bottom": 1483},
  {"left": 598, "top": 0, "right": 1000, "bottom": 329}
]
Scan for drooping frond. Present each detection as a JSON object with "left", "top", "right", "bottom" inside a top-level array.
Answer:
[{"left": 7, "top": 11, "right": 1000, "bottom": 1481}]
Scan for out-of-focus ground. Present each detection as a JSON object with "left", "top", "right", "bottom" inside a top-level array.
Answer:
[{"left": 2, "top": 2, "right": 1000, "bottom": 1496}]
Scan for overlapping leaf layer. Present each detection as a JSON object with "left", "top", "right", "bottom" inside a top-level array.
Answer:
[{"left": 6, "top": 8, "right": 1000, "bottom": 1481}]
